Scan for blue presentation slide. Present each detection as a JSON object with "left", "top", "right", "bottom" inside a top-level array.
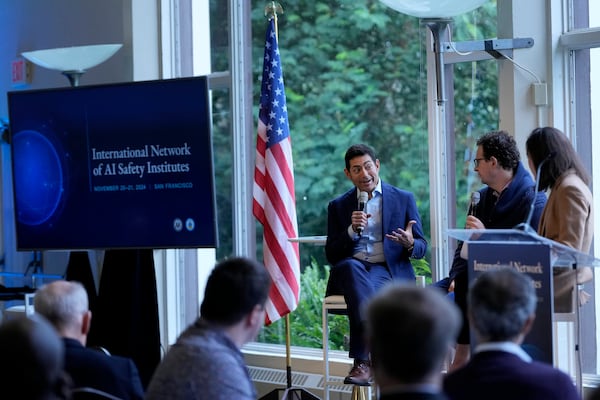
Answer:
[{"left": 8, "top": 77, "right": 217, "bottom": 250}]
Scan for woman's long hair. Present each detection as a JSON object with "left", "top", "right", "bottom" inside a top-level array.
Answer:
[{"left": 525, "top": 126, "right": 590, "bottom": 191}]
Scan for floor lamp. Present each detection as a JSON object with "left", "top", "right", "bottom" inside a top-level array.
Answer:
[
  {"left": 22, "top": 43, "right": 122, "bottom": 87},
  {"left": 19, "top": 43, "right": 160, "bottom": 385},
  {"left": 20, "top": 43, "right": 123, "bottom": 282},
  {"left": 377, "top": 0, "right": 535, "bottom": 281},
  {"left": 19, "top": 43, "right": 123, "bottom": 316},
  {"left": 378, "top": 0, "right": 489, "bottom": 291}
]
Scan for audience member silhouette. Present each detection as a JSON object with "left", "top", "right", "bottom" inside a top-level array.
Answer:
[
  {"left": 366, "top": 283, "right": 460, "bottom": 400},
  {"left": 35, "top": 280, "right": 144, "bottom": 400},
  {"left": 0, "top": 315, "right": 71, "bottom": 400},
  {"left": 444, "top": 268, "right": 580, "bottom": 400},
  {"left": 145, "top": 257, "right": 271, "bottom": 400}
]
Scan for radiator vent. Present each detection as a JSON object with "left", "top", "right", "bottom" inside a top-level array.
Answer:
[{"left": 249, "top": 366, "right": 352, "bottom": 394}]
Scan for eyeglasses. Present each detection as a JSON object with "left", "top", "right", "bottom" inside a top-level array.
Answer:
[{"left": 473, "top": 158, "right": 486, "bottom": 167}]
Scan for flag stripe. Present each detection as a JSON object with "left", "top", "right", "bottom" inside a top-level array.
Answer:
[
  {"left": 264, "top": 160, "right": 297, "bottom": 242},
  {"left": 253, "top": 18, "right": 300, "bottom": 325}
]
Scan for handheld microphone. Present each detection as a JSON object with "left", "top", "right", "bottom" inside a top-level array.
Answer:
[
  {"left": 469, "top": 191, "right": 480, "bottom": 216},
  {"left": 460, "top": 192, "right": 481, "bottom": 260},
  {"left": 518, "top": 151, "right": 556, "bottom": 232},
  {"left": 357, "top": 191, "right": 368, "bottom": 235}
]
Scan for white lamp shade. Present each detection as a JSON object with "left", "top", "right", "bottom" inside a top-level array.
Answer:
[
  {"left": 21, "top": 44, "right": 122, "bottom": 72},
  {"left": 379, "top": 0, "right": 488, "bottom": 18}
]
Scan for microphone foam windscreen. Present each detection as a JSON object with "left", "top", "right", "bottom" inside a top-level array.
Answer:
[{"left": 359, "top": 191, "right": 368, "bottom": 203}]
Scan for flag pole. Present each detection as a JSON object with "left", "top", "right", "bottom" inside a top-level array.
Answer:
[
  {"left": 258, "top": 5, "right": 319, "bottom": 399},
  {"left": 266, "top": 5, "right": 296, "bottom": 392}
]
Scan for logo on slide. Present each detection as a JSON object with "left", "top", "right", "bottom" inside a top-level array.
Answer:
[
  {"left": 186, "top": 218, "right": 195, "bottom": 232},
  {"left": 173, "top": 218, "right": 183, "bottom": 232}
]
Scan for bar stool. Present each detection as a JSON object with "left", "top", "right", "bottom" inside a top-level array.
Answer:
[{"left": 322, "top": 295, "right": 372, "bottom": 400}]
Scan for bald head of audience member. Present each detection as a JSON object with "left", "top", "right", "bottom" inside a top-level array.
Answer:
[
  {"left": 34, "top": 280, "right": 92, "bottom": 346},
  {"left": 0, "top": 315, "right": 70, "bottom": 399},
  {"left": 468, "top": 268, "right": 537, "bottom": 344},
  {"left": 366, "top": 284, "right": 461, "bottom": 390}
]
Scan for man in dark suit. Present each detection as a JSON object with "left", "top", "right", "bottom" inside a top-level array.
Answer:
[
  {"left": 326, "top": 143, "right": 427, "bottom": 385},
  {"left": 366, "top": 284, "right": 460, "bottom": 400},
  {"left": 438, "top": 130, "right": 547, "bottom": 371},
  {"left": 443, "top": 268, "right": 580, "bottom": 400},
  {"left": 35, "top": 280, "right": 144, "bottom": 400}
]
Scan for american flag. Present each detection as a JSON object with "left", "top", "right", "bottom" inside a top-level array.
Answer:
[{"left": 253, "top": 18, "right": 300, "bottom": 325}]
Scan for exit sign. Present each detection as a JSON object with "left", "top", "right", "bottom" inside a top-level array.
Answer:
[{"left": 11, "top": 58, "right": 29, "bottom": 86}]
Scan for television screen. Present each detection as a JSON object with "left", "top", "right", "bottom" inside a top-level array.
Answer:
[{"left": 7, "top": 76, "right": 217, "bottom": 250}]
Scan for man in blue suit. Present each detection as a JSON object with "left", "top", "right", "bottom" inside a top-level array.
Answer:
[
  {"left": 326, "top": 143, "right": 427, "bottom": 385},
  {"left": 443, "top": 268, "right": 580, "bottom": 400},
  {"left": 35, "top": 280, "right": 144, "bottom": 400}
]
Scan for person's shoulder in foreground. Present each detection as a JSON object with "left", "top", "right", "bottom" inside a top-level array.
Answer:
[
  {"left": 444, "top": 351, "right": 579, "bottom": 400},
  {"left": 443, "top": 268, "right": 580, "bottom": 400},
  {"left": 145, "top": 256, "right": 271, "bottom": 400}
]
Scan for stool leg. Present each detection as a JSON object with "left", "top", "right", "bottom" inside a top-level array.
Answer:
[
  {"left": 351, "top": 385, "right": 372, "bottom": 400},
  {"left": 322, "top": 303, "right": 330, "bottom": 400}
]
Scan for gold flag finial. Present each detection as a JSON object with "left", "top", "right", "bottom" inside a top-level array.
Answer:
[
  {"left": 264, "top": 1, "right": 283, "bottom": 19},
  {"left": 264, "top": 2, "right": 284, "bottom": 41}
]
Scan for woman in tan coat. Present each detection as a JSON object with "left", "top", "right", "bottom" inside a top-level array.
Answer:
[{"left": 526, "top": 126, "right": 593, "bottom": 311}]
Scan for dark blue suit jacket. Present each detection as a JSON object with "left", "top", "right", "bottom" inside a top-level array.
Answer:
[
  {"left": 325, "top": 182, "right": 426, "bottom": 281},
  {"left": 63, "top": 338, "right": 144, "bottom": 400},
  {"left": 443, "top": 351, "right": 580, "bottom": 400}
]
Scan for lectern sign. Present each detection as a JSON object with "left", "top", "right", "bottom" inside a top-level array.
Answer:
[{"left": 469, "top": 242, "right": 553, "bottom": 364}]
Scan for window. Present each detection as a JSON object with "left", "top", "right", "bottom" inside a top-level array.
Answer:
[
  {"left": 247, "top": 0, "right": 497, "bottom": 348},
  {"left": 197, "top": 0, "right": 600, "bottom": 388},
  {"left": 568, "top": 0, "right": 600, "bottom": 377}
]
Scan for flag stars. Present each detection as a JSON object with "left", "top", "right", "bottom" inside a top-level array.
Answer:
[{"left": 257, "top": 20, "right": 290, "bottom": 147}]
